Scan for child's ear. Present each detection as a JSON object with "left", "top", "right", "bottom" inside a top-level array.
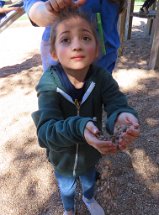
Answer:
[{"left": 51, "top": 51, "right": 58, "bottom": 61}]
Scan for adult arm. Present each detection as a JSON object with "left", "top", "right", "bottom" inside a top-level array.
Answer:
[
  {"left": 0, "top": 6, "right": 22, "bottom": 13},
  {"left": 25, "top": 0, "right": 86, "bottom": 26}
]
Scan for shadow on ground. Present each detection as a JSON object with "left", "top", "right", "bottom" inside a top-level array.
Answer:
[
  {"left": 0, "top": 54, "right": 41, "bottom": 78},
  {"left": 0, "top": 17, "right": 159, "bottom": 215}
]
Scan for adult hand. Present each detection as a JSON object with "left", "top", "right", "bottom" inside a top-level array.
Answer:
[
  {"left": 115, "top": 113, "right": 140, "bottom": 150},
  {"left": 46, "top": 0, "right": 86, "bottom": 13},
  {"left": 84, "top": 121, "right": 117, "bottom": 155},
  {"left": 29, "top": 0, "right": 86, "bottom": 26}
]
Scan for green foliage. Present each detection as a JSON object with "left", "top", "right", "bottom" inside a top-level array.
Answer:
[
  {"left": 134, "top": 0, "right": 145, "bottom": 11},
  {"left": 135, "top": 0, "right": 145, "bottom": 4}
]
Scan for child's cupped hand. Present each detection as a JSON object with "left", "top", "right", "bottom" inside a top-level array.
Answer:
[
  {"left": 84, "top": 121, "right": 117, "bottom": 155},
  {"left": 114, "top": 112, "right": 140, "bottom": 150},
  {"left": 84, "top": 113, "right": 140, "bottom": 154}
]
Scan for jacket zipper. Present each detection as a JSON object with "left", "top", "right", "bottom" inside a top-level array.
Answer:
[
  {"left": 74, "top": 99, "right": 80, "bottom": 116},
  {"left": 73, "top": 99, "right": 80, "bottom": 176},
  {"left": 56, "top": 82, "right": 96, "bottom": 176}
]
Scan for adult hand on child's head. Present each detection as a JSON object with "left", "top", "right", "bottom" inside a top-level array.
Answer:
[
  {"left": 65, "top": 0, "right": 86, "bottom": 8},
  {"left": 84, "top": 121, "right": 117, "bottom": 155},
  {"left": 115, "top": 112, "right": 140, "bottom": 150},
  {"left": 30, "top": 0, "right": 86, "bottom": 26},
  {"left": 46, "top": 0, "right": 86, "bottom": 13}
]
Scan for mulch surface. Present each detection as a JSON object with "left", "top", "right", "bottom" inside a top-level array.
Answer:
[{"left": 0, "top": 17, "right": 159, "bottom": 215}]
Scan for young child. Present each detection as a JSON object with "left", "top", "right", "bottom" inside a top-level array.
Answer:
[
  {"left": 24, "top": 0, "right": 127, "bottom": 73},
  {"left": 32, "top": 9, "right": 140, "bottom": 215}
]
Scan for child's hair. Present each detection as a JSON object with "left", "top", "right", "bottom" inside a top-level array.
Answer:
[
  {"left": 109, "top": 0, "right": 127, "bottom": 13},
  {"left": 50, "top": 8, "right": 99, "bottom": 54}
]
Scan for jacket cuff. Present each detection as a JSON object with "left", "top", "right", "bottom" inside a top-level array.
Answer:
[
  {"left": 106, "top": 109, "right": 138, "bottom": 135},
  {"left": 79, "top": 117, "right": 95, "bottom": 141}
]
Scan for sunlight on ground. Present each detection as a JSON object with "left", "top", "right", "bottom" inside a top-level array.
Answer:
[
  {"left": 146, "top": 118, "right": 159, "bottom": 126},
  {"left": 133, "top": 149, "right": 158, "bottom": 178},
  {"left": 0, "top": 25, "right": 44, "bottom": 67},
  {"left": 132, "top": 148, "right": 159, "bottom": 197},
  {"left": 0, "top": 88, "right": 37, "bottom": 145},
  {"left": 0, "top": 149, "right": 14, "bottom": 174},
  {"left": 132, "top": 17, "right": 147, "bottom": 36},
  {"left": 113, "top": 68, "right": 156, "bottom": 90}
]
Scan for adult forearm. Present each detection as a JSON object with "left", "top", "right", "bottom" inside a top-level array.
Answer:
[
  {"left": 0, "top": 7, "right": 15, "bottom": 13},
  {"left": 28, "top": 0, "right": 86, "bottom": 27},
  {"left": 28, "top": 2, "right": 57, "bottom": 26}
]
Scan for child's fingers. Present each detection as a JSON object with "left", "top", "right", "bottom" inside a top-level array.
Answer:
[
  {"left": 96, "top": 141, "right": 117, "bottom": 154},
  {"left": 126, "top": 126, "right": 140, "bottom": 138},
  {"left": 125, "top": 116, "right": 139, "bottom": 125},
  {"left": 72, "top": 0, "right": 86, "bottom": 7},
  {"left": 118, "top": 129, "right": 139, "bottom": 150},
  {"left": 85, "top": 121, "right": 99, "bottom": 135},
  {"left": 49, "top": 0, "right": 65, "bottom": 12}
]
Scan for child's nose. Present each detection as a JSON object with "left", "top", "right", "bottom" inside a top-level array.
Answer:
[{"left": 72, "top": 38, "right": 82, "bottom": 51}]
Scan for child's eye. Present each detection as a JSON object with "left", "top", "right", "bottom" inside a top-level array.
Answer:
[
  {"left": 60, "top": 38, "right": 71, "bottom": 45},
  {"left": 82, "top": 36, "right": 91, "bottom": 41}
]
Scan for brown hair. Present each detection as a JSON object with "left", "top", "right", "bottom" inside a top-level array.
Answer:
[
  {"left": 50, "top": 8, "right": 99, "bottom": 54},
  {"left": 109, "top": 0, "right": 127, "bottom": 13}
]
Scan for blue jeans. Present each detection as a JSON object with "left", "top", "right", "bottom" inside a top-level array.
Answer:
[{"left": 55, "top": 167, "right": 96, "bottom": 211}]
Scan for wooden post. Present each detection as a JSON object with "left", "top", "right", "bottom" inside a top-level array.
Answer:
[
  {"left": 125, "top": 0, "right": 135, "bottom": 40},
  {"left": 149, "top": 2, "right": 159, "bottom": 70},
  {"left": 146, "top": 1, "right": 157, "bottom": 37},
  {"left": 118, "top": 9, "right": 127, "bottom": 56}
]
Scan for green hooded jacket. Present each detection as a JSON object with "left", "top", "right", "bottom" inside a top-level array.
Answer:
[{"left": 32, "top": 64, "right": 138, "bottom": 176}]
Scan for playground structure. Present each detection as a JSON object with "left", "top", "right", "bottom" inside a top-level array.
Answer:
[
  {"left": 119, "top": 0, "right": 159, "bottom": 70},
  {"left": 0, "top": 0, "right": 159, "bottom": 70},
  {"left": 0, "top": 0, "right": 24, "bottom": 33}
]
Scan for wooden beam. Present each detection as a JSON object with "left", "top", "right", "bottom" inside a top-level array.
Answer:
[
  {"left": 133, "top": 10, "right": 156, "bottom": 18},
  {"left": 125, "top": 0, "right": 135, "bottom": 40},
  {"left": 118, "top": 9, "right": 127, "bottom": 56},
  {"left": 149, "top": 2, "right": 159, "bottom": 70}
]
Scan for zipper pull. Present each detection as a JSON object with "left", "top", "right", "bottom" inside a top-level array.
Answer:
[{"left": 74, "top": 99, "right": 80, "bottom": 115}]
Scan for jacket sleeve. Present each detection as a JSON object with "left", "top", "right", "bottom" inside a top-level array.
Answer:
[
  {"left": 32, "top": 90, "right": 92, "bottom": 151},
  {"left": 101, "top": 72, "right": 138, "bottom": 134}
]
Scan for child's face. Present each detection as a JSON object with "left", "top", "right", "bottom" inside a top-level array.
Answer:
[{"left": 52, "top": 16, "right": 98, "bottom": 72}]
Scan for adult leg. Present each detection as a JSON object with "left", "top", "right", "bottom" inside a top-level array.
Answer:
[
  {"left": 141, "top": 0, "right": 156, "bottom": 10},
  {"left": 40, "top": 39, "right": 57, "bottom": 72},
  {"left": 146, "top": 0, "right": 156, "bottom": 9},
  {"left": 142, "top": 0, "right": 151, "bottom": 8}
]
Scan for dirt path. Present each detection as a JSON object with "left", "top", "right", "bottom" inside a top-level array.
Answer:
[{"left": 0, "top": 18, "right": 159, "bottom": 215}]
